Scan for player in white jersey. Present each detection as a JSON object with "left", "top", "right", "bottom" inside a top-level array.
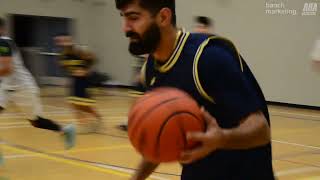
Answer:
[{"left": 0, "top": 17, "right": 76, "bottom": 165}]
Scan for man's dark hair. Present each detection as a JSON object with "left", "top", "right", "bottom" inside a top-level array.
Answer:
[
  {"left": 195, "top": 16, "right": 212, "bottom": 27},
  {"left": 0, "top": 17, "right": 6, "bottom": 28},
  {"left": 54, "top": 32, "right": 71, "bottom": 37},
  {"left": 115, "top": 0, "right": 176, "bottom": 26}
]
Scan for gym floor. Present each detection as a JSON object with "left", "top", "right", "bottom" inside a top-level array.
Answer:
[{"left": 0, "top": 87, "right": 319, "bottom": 180}]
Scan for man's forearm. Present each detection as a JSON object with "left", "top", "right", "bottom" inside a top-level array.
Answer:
[
  {"left": 221, "top": 111, "right": 271, "bottom": 149},
  {"left": 131, "top": 159, "right": 159, "bottom": 180}
]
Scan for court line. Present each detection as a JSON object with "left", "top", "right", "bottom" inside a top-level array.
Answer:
[
  {"left": 56, "top": 145, "right": 132, "bottom": 153},
  {"left": 276, "top": 159, "right": 320, "bottom": 170},
  {"left": 0, "top": 124, "right": 126, "bottom": 129},
  {"left": 0, "top": 125, "right": 32, "bottom": 129},
  {"left": 2, "top": 143, "right": 171, "bottom": 180},
  {"left": 4, "top": 102, "right": 320, "bottom": 179},
  {"left": 4, "top": 145, "right": 131, "bottom": 158},
  {"left": 1, "top": 122, "right": 319, "bottom": 152},
  {"left": 0, "top": 116, "right": 125, "bottom": 123},
  {"left": 269, "top": 110, "right": 320, "bottom": 121},
  {"left": 299, "top": 176, "right": 320, "bottom": 180},
  {"left": 2, "top": 144, "right": 131, "bottom": 178},
  {"left": 1, "top": 123, "right": 320, "bottom": 152},
  {"left": 276, "top": 167, "right": 320, "bottom": 177},
  {"left": 94, "top": 164, "right": 170, "bottom": 180},
  {"left": 4, "top": 154, "right": 36, "bottom": 159},
  {"left": 4, "top": 145, "right": 131, "bottom": 159},
  {"left": 0, "top": 110, "right": 127, "bottom": 116},
  {"left": 274, "top": 150, "right": 320, "bottom": 160},
  {"left": 270, "top": 110, "right": 320, "bottom": 118},
  {"left": 272, "top": 140, "right": 320, "bottom": 150},
  {"left": 271, "top": 114, "right": 320, "bottom": 122}
]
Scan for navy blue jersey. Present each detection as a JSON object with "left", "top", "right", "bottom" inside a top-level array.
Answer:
[
  {"left": 59, "top": 47, "right": 96, "bottom": 106},
  {"left": 59, "top": 47, "right": 94, "bottom": 76},
  {"left": 143, "top": 30, "right": 274, "bottom": 179},
  {"left": 0, "top": 39, "right": 13, "bottom": 57}
]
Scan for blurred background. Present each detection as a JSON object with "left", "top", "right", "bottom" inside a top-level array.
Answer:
[
  {"left": 0, "top": 1, "right": 320, "bottom": 180},
  {"left": 0, "top": 0, "right": 319, "bottom": 107}
]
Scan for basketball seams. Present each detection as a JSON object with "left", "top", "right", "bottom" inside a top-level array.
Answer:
[
  {"left": 129, "top": 96, "right": 194, "bottom": 156},
  {"left": 155, "top": 111, "right": 202, "bottom": 159},
  {"left": 128, "top": 89, "right": 188, "bottom": 128},
  {"left": 128, "top": 88, "right": 205, "bottom": 162},
  {"left": 129, "top": 96, "right": 183, "bottom": 140},
  {"left": 137, "top": 129, "right": 147, "bottom": 155}
]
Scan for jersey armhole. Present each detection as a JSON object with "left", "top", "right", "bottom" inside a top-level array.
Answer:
[{"left": 192, "top": 36, "right": 244, "bottom": 104}]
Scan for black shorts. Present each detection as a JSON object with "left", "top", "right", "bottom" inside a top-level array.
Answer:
[
  {"left": 181, "top": 148, "right": 274, "bottom": 180},
  {"left": 68, "top": 77, "right": 96, "bottom": 106}
]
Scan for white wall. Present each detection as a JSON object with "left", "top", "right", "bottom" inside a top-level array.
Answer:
[
  {"left": 0, "top": 0, "right": 92, "bottom": 47},
  {"left": 174, "top": 0, "right": 320, "bottom": 106},
  {"left": 91, "top": 0, "right": 320, "bottom": 106},
  {"left": 89, "top": 1, "right": 134, "bottom": 84}
]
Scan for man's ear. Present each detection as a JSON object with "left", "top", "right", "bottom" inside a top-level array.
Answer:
[{"left": 157, "top": 8, "right": 173, "bottom": 27}]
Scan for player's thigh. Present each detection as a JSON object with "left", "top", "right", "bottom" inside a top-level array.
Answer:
[{"left": 11, "top": 89, "right": 42, "bottom": 119}]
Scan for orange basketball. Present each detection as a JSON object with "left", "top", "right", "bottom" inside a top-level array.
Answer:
[{"left": 128, "top": 87, "right": 205, "bottom": 163}]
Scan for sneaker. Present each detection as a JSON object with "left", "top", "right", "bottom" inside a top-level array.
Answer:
[
  {"left": 0, "top": 152, "right": 4, "bottom": 165},
  {"left": 63, "top": 124, "right": 76, "bottom": 149}
]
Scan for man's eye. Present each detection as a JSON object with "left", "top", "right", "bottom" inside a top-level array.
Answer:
[{"left": 128, "top": 16, "right": 139, "bottom": 21}]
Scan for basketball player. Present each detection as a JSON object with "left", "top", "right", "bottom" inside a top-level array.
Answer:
[
  {"left": 54, "top": 34, "right": 102, "bottom": 133},
  {"left": 115, "top": 0, "right": 275, "bottom": 179},
  {"left": 194, "top": 16, "right": 213, "bottom": 34},
  {"left": 0, "top": 17, "right": 76, "bottom": 164}
]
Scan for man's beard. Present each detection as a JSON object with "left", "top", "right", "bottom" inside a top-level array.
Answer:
[{"left": 126, "top": 23, "right": 161, "bottom": 55}]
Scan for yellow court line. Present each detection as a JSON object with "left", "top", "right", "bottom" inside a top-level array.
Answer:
[
  {"left": 55, "top": 145, "right": 132, "bottom": 154},
  {"left": 300, "top": 177, "right": 320, "bottom": 180},
  {"left": 2, "top": 144, "right": 131, "bottom": 178}
]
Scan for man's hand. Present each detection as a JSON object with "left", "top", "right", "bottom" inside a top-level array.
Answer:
[{"left": 180, "top": 108, "right": 225, "bottom": 164}]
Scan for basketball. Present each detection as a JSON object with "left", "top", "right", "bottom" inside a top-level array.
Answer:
[{"left": 128, "top": 87, "right": 205, "bottom": 163}]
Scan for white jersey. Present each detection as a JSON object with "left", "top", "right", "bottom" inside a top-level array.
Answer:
[{"left": 0, "top": 36, "right": 37, "bottom": 91}]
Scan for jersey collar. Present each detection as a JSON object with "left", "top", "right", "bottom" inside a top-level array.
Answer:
[{"left": 155, "top": 29, "right": 190, "bottom": 73}]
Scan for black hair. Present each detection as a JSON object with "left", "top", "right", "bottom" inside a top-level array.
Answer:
[
  {"left": 115, "top": 0, "right": 176, "bottom": 26},
  {"left": 54, "top": 32, "right": 71, "bottom": 37},
  {"left": 195, "top": 16, "right": 212, "bottom": 27}
]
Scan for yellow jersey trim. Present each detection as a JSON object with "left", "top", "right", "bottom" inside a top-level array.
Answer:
[
  {"left": 67, "top": 96, "right": 96, "bottom": 103},
  {"left": 60, "top": 60, "right": 85, "bottom": 66},
  {"left": 140, "top": 60, "right": 147, "bottom": 86},
  {"left": 193, "top": 36, "right": 244, "bottom": 103},
  {"left": 157, "top": 30, "right": 190, "bottom": 73}
]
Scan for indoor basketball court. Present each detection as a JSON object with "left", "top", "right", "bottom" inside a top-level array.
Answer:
[
  {"left": 0, "top": 88, "right": 319, "bottom": 180},
  {"left": 0, "top": 0, "right": 320, "bottom": 179}
]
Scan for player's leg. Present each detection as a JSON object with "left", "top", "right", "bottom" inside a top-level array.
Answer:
[
  {"left": 77, "top": 104, "right": 104, "bottom": 132},
  {"left": 70, "top": 102, "right": 103, "bottom": 133},
  {"left": 71, "top": 103, "right": 91, "bottom": 124},
  {"left": 13, "top": 88, "right": 76, "bottom": 149},
  {"left": 69, "top": 77, "right": 103, "bottom": 133},
  {"left": 77, "top": 104, "right": 102, "bottom": 121}
]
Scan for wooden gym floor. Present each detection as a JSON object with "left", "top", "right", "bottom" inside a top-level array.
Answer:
[{"left": 0, "top": 87, "right": 319, "bottom": 180}]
